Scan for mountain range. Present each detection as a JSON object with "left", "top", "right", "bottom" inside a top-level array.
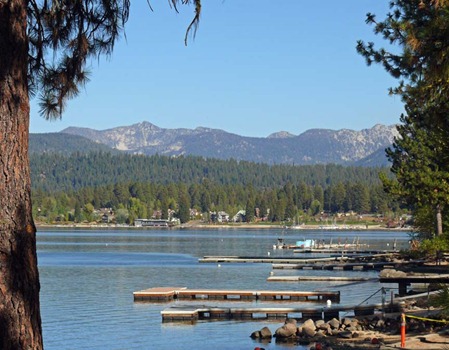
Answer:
[{"left": 30, "top": 122, "right": 399, "bottom": 166}]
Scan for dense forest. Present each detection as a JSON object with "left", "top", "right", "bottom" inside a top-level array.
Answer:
[{"left": 30, "top": 152, "right": 400, "bottom": 225}]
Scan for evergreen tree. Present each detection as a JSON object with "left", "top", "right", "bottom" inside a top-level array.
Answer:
[
  {"left": 0, "top": 1, "right": 201, "bottom": 347},
  {"left": 332, "top": 182, "right": 346, "bottom": 213},
  {"left": 245, "top": 197, "right": 255, "bottom": 223},
  {"left": 178, "top": 187, "right": 191, "bottom": 224},
  {"left": 358, "top": 0, "right": 449, "bottom": 236},
  {"left": 74, "top": 201, "right": 83, "bottom": 223}
]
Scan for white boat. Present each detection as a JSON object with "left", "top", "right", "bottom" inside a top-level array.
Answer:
[{"left": 273, "top": 238, "right": 287, "bottom": 249}]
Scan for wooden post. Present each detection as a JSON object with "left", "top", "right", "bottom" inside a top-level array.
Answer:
[{"left": 398, "top": 282, "right": 408, "bottom": 296}]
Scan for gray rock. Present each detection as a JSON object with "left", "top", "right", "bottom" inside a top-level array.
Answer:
[
  {"left": 250, "top": 330, "right": 261, "bottom": 339},
  {"left": 315, "top": 329, "right": 327, "bottom": 337},
  {"left": 285, "top": 318, "right": 297, "bottom": 326},
  {"left": 315, "top": 320, "right": 325, "bottom": 328},
  {"left": 342, "top": 318, "right": 352, "bottom": 326},
  {"left": 318, "top": 323, "right": 331, "bottom": 332},
  {"left": 327, "top": 318, "right": 340, "bottom": 329},
  {"left": 259, "top": 327, "right": 272, "bottom": 339},
  {"left": 301, "top": 319, "right": 316, "bottom": 338},
  {"left": 338, "top": 330, "right": 353, "bottom": 339},
  {"left": 275, "top": 322, "right": 297, "bottom": 338}
]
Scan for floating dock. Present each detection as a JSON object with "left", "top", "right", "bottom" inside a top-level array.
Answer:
[
  {"left": 267, "top": 276, "right": 376, "bottom": 282},
  {"left": 160, "top": 302, "right": 404, "bottom": 322},
  {"left": 199, "top": 254, "right": 400, "bottom": 265},
  {"left": 133, "top": 287, "right": 340, "bottom": 302},
  {"left": 293, "top": 249, "right": 397, "bottom": 254},
  {"left": 271, "top": 261, "right": 413, "bottom": 271},
  {"left": 199, "top": 256, "right": 321, "bottom": 264}
]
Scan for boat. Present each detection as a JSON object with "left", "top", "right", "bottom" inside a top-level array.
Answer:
[
  {"left": 293, "top": 239, "right": 315, "bottom": 249},
  {"left": 273, "top": 238, "right": 287, "bottom": 249}
]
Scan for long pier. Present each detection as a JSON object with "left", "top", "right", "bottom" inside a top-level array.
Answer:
[
  {"left": 199, "top": 256, "right": 363, "bottom": 264},
  {"left": 199, "top": 255, "right": 423, "bottom": 273},
  {"left": 133, "top": 287, "right": 340, "bottom": 302},
  {"left": 160, "top": 302, "right": 404, "bottom": 322},
  {"left": 199, "top": 253, "right": 401, "bottom": 265},
  {"left": 199, "top": 256, "right": 332, "bottom": 264},
  {"left": 293, "top": 249, "right": 396, "bottom": 254}
]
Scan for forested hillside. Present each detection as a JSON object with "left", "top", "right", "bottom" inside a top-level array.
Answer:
[
  {"left": 30, "top": 133, "right": 118, "bottom": 155},
  {"left": 30, "top": 152, "right": 399, "bottom": 225},
  {"left": 31, "top": 152, "right": 387, "bottom": 192}
]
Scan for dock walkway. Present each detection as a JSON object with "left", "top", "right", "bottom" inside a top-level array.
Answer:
[
  {"left": 267, "top": 276, "right": 376, "bottom": 282},
  {"left": 272, "top": 261, "right": 420, "bottom": 271},
  {"left": 160, "top": 302, "right": 404, "bottom": 322},
  {"left": 133, "top": 287, "right": 341, "bottom": 302},
  {"left": 199, "top": 254, "right": 401, "bottom": 265}
]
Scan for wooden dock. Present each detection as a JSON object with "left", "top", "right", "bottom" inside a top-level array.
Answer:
[
  {"left": 160, "top": 302, "right": 404, "bottom": 322},
  {"left": 293, "top": 249, "right": 397, "bottom": 254},
  {"left": 267, "top": 276, "right": 376, "bottom": 282},
  {"left": 199, "top": 256, "right": 324, "bottom": 264},
  {"left": 379, "top": 274, "right": 449, "bottom": 296},
  {"left": 272, "top": 261, "right": 404, "bottom": 271},
  {"left": 199, "top": 254, "right": 402, "bottom": 265},
  {"left": 133, "top": 287, "right": 341, "bottom": 302},
  {"left": 199, "top": 256, "right": 365, "bottom": 264}
]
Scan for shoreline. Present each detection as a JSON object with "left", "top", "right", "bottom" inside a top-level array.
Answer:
[{"left": 35, "top": 222, "right": 413, "bottom": 232}]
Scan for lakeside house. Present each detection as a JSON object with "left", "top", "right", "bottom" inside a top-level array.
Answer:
[
  {"left": 210, "top": 211, "right": 230, "bottom": 223},
  {"left": 232, "top": 210, "right": 246, "bottom": 222}
]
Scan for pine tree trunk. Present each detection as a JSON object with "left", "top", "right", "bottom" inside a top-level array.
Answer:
[
  {"left": 0, "top": 1, "right": 43, "bottom": 349},
  {"left": 436, "top": 204, "right": 443, "bottom": 236}
]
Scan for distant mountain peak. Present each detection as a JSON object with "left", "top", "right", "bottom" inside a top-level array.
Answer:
[
  {"left": 56, "top": 121, "right": 398, "bottom": 166},
  {"left": 267, "top": 131, "right": 295, "bottom": 139}
]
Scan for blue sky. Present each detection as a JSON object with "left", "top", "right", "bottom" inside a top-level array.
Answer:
[{"left": 30, "top": 0, "right": 404, "bottom": 137}]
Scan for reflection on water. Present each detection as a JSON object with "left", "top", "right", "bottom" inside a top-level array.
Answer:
[{"left": 37, "top": 228, "right": 410, "bottom": 350}]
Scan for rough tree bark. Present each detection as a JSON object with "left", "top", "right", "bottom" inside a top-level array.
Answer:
[
  {"left": 0, "top": 1, "right": 43, "bottom": 349},
  {"left": 436, "top": 204, "right": 443, "bottom": 237}
]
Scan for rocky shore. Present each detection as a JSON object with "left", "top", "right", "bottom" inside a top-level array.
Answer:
[{"left": 250, "top": 312, "right": 449, "bottom": 349}]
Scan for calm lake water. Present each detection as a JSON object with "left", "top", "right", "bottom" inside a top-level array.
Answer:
[{"left": 37, "top": 228, "right": 410, "bottom": 350}]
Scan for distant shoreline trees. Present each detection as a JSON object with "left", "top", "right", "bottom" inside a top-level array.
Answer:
[{"left": 31, "top": 152, "right": 402, "bottom": 226}]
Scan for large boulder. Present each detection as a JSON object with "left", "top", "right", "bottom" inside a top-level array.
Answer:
[
  {"left": 275, "top": 319, "right": 298, "bottom": 339},
  {"left": 301, "top": 319, "right": 317, "bottom": 338},
  {"left": 327, "top": 318, "right": 340, "bottom": 329},
  {"left": 315, "top": 320, "right": 325, "bottom": 328},
  {"left": 250, "top": 331, "right": 261, "bottom": 339},
  {"left": 250, "top": 326, "right": 272, "bottom": 339},
  {"left": 259, "top": 327, "right": 272, "bottom": 339},
  {"left": 317, "top": 322, "right": 331, "bottom": 334},
  {"left": 341, "top": 318, "right": 352, "bottom": 327}
]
